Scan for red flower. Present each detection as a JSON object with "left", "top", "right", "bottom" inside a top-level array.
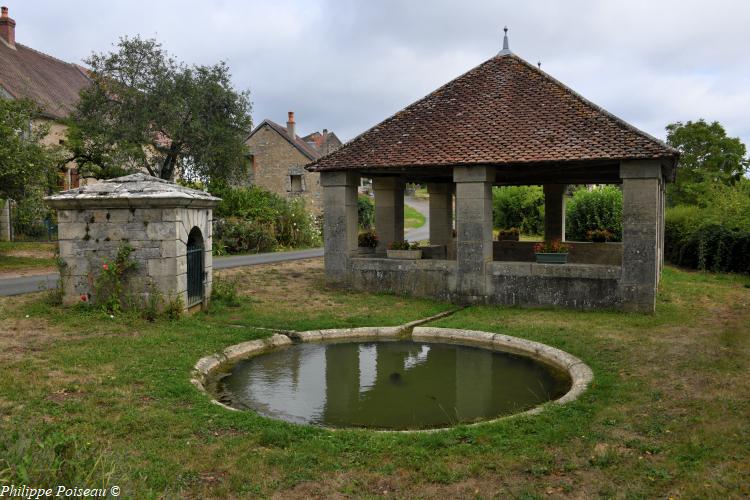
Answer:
[
  {"left": 80, "top": 294, "right": 88, "bottom": 302},
  {"left": 102, "top": 263, "right": 109, "bottom": 271}
]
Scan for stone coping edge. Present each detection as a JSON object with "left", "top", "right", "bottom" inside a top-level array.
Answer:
[{"left": 192, "top": 325, "right": 593, "bottom": 432}]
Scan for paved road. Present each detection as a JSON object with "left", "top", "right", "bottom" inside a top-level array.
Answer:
[
  {"left": 0, "top": 248, "right": 324, "bottom": 297},
  {"left": 1, "top": 198, "right": 428, "bottom": 297},
  {"left": 405, "top": 195, "right": 429, "bottom": 242}
]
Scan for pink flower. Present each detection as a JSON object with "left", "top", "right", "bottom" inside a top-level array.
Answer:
[{"left": 102, "top": 264, "right": 109, "bottom": 270}]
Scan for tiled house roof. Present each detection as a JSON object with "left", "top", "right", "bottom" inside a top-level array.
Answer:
[
  {"left": 247, "top": 119, "right": 322, "bottom": 160},
  {"left": 0, "top": 41, "right": 90, "bottom": 120},
  {"left": 307, "top": 53, "right": 678, "bottom": 172}
]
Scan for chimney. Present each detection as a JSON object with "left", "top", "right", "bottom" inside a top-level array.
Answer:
[
  {"left": 0, "top": 6, "right": 16, "bottom": 49},
  {"left": 286, "top": 111, "right": 295, "bottom": 138}
]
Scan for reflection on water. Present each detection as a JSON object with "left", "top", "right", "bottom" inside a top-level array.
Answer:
[{"left": 221, "top": 341, "right": 571, "bottom": 430}]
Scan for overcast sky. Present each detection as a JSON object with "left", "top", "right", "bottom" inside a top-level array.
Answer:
[{"left": 10, "top": 1, "right": 750, "bottom": 147}]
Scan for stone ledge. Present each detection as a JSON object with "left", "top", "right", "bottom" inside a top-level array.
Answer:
[{"left": 192, "top": 323, "right": 593, "bottom": 432}]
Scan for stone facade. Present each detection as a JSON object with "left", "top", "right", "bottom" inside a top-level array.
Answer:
[
  {"left": 46, "top": 174, "right": 219, "bottom": 311},
  {"left": 245, "top": 115, "right": 341, "bottom": 215}
]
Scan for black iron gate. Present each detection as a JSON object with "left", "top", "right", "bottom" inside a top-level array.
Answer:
[{"left": 186, "top": 237, "right": 204, "bottom": 307}]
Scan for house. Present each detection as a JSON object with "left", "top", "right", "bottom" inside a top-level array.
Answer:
[
  {"left": 0, "top": 6, "right": 90, "bottom": 190},
  {"left": 245, "top": 112, "right": 341, "bottom": 214}
]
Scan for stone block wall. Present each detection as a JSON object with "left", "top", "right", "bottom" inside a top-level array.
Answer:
[
  {"left": 57, "top": 206, "right": 213, "bottom": 309},
  {"left": 245, "top": 123, "right": 323, "bottom": 214}
]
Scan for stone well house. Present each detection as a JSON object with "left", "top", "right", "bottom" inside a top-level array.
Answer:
[
  {"left": 0, "top": 6, "right": 90, "bottom": 191},
  {"left": 307, "top": 32, "right": 679, "bottom": 313},
  {"left": 245, "top": 112, "right": 342, "bottom": 214}
]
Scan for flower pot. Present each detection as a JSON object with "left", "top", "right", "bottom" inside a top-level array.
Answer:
[
  {"left": 534, "top": 252, "right": 568, "bottom": 264},
  {"left": 387, "top": 249, "right": 422, "bottom": 260}
]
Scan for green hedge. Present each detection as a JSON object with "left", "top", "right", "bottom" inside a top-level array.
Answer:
[
  {"left": 664, "top": 182, "right": 750, "bottom": 274},
  {"left": 211, "top": 186, "right": 321, "bottom": 254},
  {"left": 566, "top": 186, "right": 622, "bottom": 242},
  {"left": 358, "top": 195, "right": 374, "bottom": 229},
  {"left": 492, "top": 186, "right": 544, "bottom": 235}
]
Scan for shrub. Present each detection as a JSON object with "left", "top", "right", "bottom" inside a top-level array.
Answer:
[
  {"left": 93, "top": 244, "right": 138, "bottom": 313},
  {"left": 586, "top": 229, "right": 614, "bottom": 242},
  {"left": 210, "top": 186, "right": 321, "bottom": 253},
  {"left": 358, "top": 195, "right": 375, "bottom": 229},
  {"left": 12, "top": 192, "right": 56, "bottom": 240},
  {"left": 211, "top": 276, "right": 240, "bottom": 307},
  {"left": 492, "top": 186, "right": 544, "bottom": 235},
  {"left": 566, "top": 186, "right": 622, "bottom": 242},
  {"left": 358, "top": 230, "right": 378, "bottom": 248},
  {"left": 388, "top": 241, "right": 419, "bottom": 250},
  {"left": 214, "top": 217, "right": 277, "bottom": 254}
]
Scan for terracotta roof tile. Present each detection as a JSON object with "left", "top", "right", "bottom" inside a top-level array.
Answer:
[
  {"left": 307, "top": 53, "right": 677, "bottom": 172},
  {"left": 0, "top": 42, "right": 90, "bottom": 119},
  {"left": 247, "top": 119, "right": 322, "bottom": 160}
]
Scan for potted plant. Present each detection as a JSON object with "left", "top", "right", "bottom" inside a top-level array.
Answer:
[
  {"left": 497, "top": 227, "right": 520, "bottom": 241},
  {"left": 586, "top": 229, "right": 614, "bottom": 243},
  {"left": 533, "top": 239, "right": 572, "bottom": 264},
  {"left": 357, "top": 230, "right": 378, "bottom": 254},
  {"left": 386, "top": 240, "right": 422, "bottom": 259}
]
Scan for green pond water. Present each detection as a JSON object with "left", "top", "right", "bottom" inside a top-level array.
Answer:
[{"left": 218, "top": 340, "right": 571, "bottom": 430}]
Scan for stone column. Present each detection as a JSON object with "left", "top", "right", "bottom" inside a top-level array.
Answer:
[
  {"left": 321, "top": 171, "right": 360, "bottom": 284},
  {"left": 427, "top": 183, "right": 453, "bottom": 246},
  {"left": 373, "top": 177, "right": 404, "bottom": 253},
  {"left": 0, "top": 199, "right": 10, "bottom": 241},
  {"left": 543, "top": 184, "right": 566, "bottom": 241},
  {"left": 454, "top": 166, "right": 494, "bottom": 300},
  {"left": 620, "top": 160, "right": 662, "bottom": 313}
]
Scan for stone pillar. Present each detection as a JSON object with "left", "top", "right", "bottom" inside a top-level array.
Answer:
[
  {"left": 321, "top": 171, "right": 360, "bottom": 284},
  {"left": 0, "top": 199, "right": 10, "bottom": 241},
  {"left": 543, "top": 184, "right": 566, "bottom": 241},
  {"left": 427, "top": 183, "right": 453, "bottom": 246},
  {"left": 454, "top": 166, "right": 494, "bottom": 300},
  {"left": 620, "top": 160, "right": 662, "bottom": 313},
  {"left": 373, "top": 177, "right": 404, "bottom": 253}
]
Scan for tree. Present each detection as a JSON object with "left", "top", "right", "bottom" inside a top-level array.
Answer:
[
  {"left": 666, "top": 119, "right": 749, "bottom": 206},
  {"left": 70, "top": 36, "right": 253, "bottom": 182},
  {"left": 0, "top": 98, "right": 59, "bottom": 200}
]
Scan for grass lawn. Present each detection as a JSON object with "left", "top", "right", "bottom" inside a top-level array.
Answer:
[
  {"left": 0, "top": 241, "right": 56, "bottom": 274},
  {"left": 0, "top": 259, "right": 748, "bottom": 497},
  {"left": 404, "top": 204, "right": 426, "bottom": 230}
]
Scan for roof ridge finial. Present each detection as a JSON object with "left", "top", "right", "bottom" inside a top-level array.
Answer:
[{"left": 498, "top": 25, "right": 511, "bottom": 56}]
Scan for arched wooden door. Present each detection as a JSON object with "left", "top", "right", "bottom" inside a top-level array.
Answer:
[{"left": 186, "top": 227, "right": 205, "bottom": 307}]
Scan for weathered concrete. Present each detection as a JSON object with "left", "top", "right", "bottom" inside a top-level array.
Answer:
[
  {"left": 427, "top": 183, "right": 453, "bottom": 246},
  {"left": 46, "top": 173, "right": 219, "bottom": 311},
  {"left": 321, "top": 171, "right": 360, "bottom": 284},
  {"left": 620, "top": 160, "right": 662, "bottom": 312},
  {"left": 492, "top": 240, "right": 622, "bottom": 266},
  {"left": 454, "top": 166, "right": 494, "bottom": 299},
  {"left": 543, "top": 184, "right": 566, "bottom": 241},
  {"left": 373, "top": 177, "right": 405, "bottom": 253},
  {"left": 350, "top": 256, "right": 620, "bottom": 309}
]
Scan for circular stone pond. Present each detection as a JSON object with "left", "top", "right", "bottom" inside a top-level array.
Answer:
[{"left": 193, "top": 326, "right": 593, "bottom": 432}]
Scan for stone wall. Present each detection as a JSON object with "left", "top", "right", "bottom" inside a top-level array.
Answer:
[
  {"left": 246, "top": 124, "right": 322, "bottom": 214},
  {"left": 349, "top": 257, "right": 621, "bottom": 309},
  {"left": 57, "top": 206, "right": 213, "bottom": 309},
  {"left": 492, "top": 241, "right": 623, "bottom": 266}
]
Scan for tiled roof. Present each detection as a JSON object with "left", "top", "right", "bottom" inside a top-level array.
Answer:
[
  {"left": 307, "top": 53, "right": 678, "bottom": 172},
  {"left": 247, "top": 119, "right": 322, "bottom": 160},
  {"left": 0, "top": 42, "right": 90, "bottom": 120}
]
